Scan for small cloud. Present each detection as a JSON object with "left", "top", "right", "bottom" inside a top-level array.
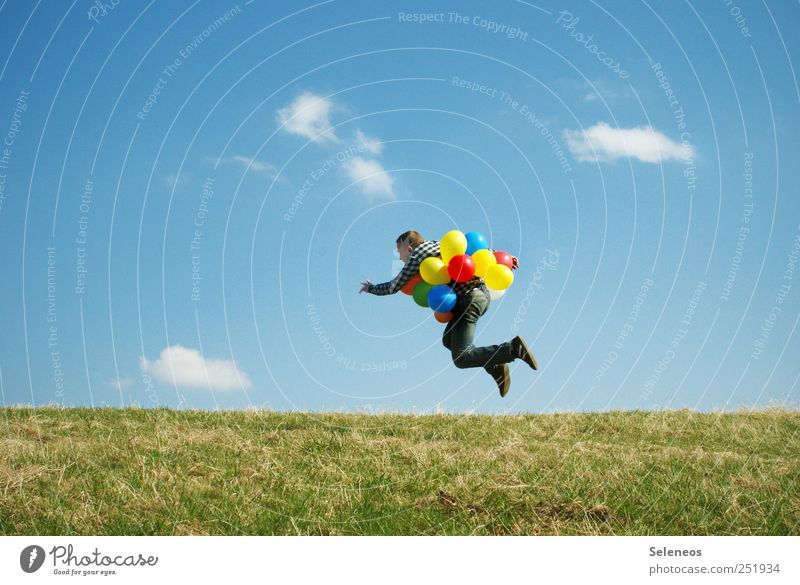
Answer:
[
  {"left": 276, "top": 91, "right": 338, "bottom": 143},
  {"left": 231, "top": 155, "right": 274, "bottom": 173},
  {"left": 140, "top": 344, "right": 252, "bottom": 391},
  {"left": 208, "top": 155, "right": 285, "bottom": 182},
  {"left": 354, "top": 129, "right": 383, "bottom": 155},
  {"left": 553, "top": 77, "right": 627, "bottom": 104},
  {"left": 341, "top": 157, "right": 395, "bottom": 199},
  {"left": 108, "top": 376, "right": 133, "bottom": 390},
  {"left": 580, "top": 79, "right": 628, "bottom": 103},
  {"left": 230, "top": 155, "right": 282, "bottom": 178},
  {"left": 164, "top": 173, "right": 190, "bottom": 187},
  {"left": 563, "top": 122, "right": 695, "bottom": 163}
]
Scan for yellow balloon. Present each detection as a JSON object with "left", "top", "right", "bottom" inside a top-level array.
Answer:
[
  {"left": 439, "top": 230, "right": 467, "bottom": 263},
  {"left": 484, "top": 264, "right": 513, "bottom": 290},
  {"left": 420, "top": 256, "right": 451, "bottom": 285},
  {"left": 471, "top": 249, "right": 497, "bottom": 278}
]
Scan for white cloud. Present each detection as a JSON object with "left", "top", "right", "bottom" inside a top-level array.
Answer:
[
  {"left": 140, "top": 345, "right": 252, "bottom": 391},
  {"left": 230, "top": 155, "right": 273, "bottom": 173},
  {"left": 354, "top": 129, "right": 383, "bottom": 155},
  {"left": 230, "top": 155, "right": 281, "bottom": 176},
  {"left": 276, "top": 91, "right": 338, "bottom": 143},
  {"left": 208, "top": 155, "right": 285, "bottom": 182},
  {"left": 580, "top": 79, "right": 628, "bottom": 103},
  {"left": 341, "top": 157, "right": 395, "bottom": 198},
  {"left": 164, "top": 173, "right": 190, "bottom": 187},
  {"left": 564, "top": 122, "right": 695, "bottom": 163},
  {"left": 108, "top": 376, "right": 133, "bottom": 390}
]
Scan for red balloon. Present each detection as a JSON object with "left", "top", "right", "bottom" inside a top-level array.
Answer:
[
  {"left": 434, "top": 311, "right": 453, "bottom": 323},
  {"left": 448, "top": 254, "right": 476, "bottom": 282},
  {"left": 494, "top": 251, "right": 514, "bottom": 269},
  {"left": 401, "top": 273, "right": 423, "bottom": 295}
]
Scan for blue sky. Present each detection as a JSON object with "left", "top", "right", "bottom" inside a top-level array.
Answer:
[{"left": 1, "top": 0, "right": 799, "bottom": 413}]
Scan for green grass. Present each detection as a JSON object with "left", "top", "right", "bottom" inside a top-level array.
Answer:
[{"left": 1, "top": 407, "right": 798, "bottom": 535}]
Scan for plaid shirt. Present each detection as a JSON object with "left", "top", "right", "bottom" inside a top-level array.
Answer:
[{"left": 368, "top": 239, "right": 489, "bottom": 297}]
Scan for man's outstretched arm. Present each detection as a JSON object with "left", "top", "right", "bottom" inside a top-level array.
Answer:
[{"left": 361, "top": 251, "right": 425, "bottom": 296}]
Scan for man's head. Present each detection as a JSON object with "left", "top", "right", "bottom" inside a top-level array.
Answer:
[{"left": 396, "top": 230, "right": 424, "bottom": 263}]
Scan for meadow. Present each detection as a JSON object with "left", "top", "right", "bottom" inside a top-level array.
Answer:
[{"left": 1, "top": 407, "right": 797, "bottom": 535}]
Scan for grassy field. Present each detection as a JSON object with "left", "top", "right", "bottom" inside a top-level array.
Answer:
[{"left": 0, "top": 407, "right": 798, "bottom": 535}]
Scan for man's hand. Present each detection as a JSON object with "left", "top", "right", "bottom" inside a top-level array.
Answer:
[
  {"left": 511, "top": 256, "right": 520, "bottom": 270},
  {"left": 359, "top": 280, "right": 372, "bottom": 294}
]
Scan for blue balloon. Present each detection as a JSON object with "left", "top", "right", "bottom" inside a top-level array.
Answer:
[
  {"left": 465, "top": 231, "right": 488, "bottom": 255},
  {"left": 427, "top": 285, "right": 457, "bottom": 313}
]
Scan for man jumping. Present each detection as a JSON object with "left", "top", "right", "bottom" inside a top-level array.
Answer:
[{"left": 359, "top": 230, "right": 537, "bottom": 397}]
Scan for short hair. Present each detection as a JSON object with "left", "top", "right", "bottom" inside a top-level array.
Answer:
[{"left": 396, "top": 230, "right": 424, "bottom": 248}]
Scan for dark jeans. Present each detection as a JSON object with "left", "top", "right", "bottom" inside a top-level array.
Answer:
[{"left": 441, "top": 286, "right": 515, "bottom": 372}]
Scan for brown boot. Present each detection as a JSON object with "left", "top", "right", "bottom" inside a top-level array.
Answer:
[
  {"left": 511, "top": 336, "right": 538, "bottom": 370},
  {"left": 490, "top": 364, "right": 511, "bottom": 397}
]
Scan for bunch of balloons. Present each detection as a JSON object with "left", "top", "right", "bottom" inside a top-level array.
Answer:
[{"left": 401, "top": 230, "right": 515, "bottom": 323}]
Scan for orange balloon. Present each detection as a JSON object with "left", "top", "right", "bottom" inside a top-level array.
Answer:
[
  {"left": 434, "top": 311, "right": 453, "bottom": 323},
  {"left": 401, "top": 273, "right": 423, "bottom": 295}
]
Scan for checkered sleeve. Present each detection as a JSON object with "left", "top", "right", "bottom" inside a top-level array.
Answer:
[
  {"left": 368, "top": 241, "right": 436, "bottom": 296},
  {"left": 368, "top": 256, "right": 422, "bottom": 295}
]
